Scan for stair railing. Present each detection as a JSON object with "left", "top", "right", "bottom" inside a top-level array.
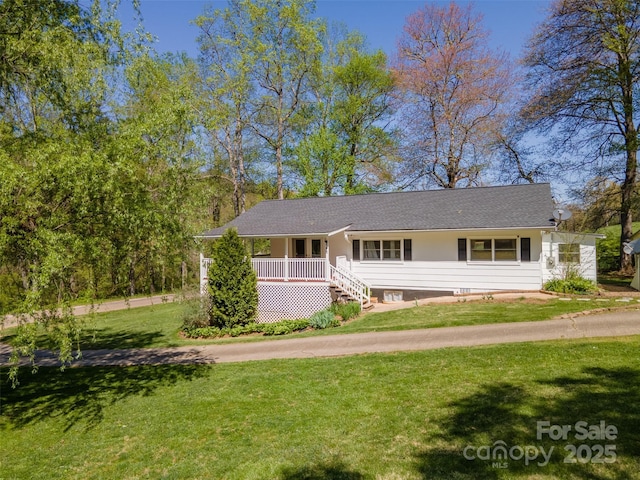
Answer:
[{"left": 329, "top": 264, "right": 371, "bottom": 307}]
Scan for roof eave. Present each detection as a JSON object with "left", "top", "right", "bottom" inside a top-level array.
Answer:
[{"left": 345, "top": 225, "right": 554, "bottom": 235}]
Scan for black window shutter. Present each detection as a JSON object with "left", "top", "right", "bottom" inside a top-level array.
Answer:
[
  {"left": 404, "top": 239, "right": 412, "bottom": 261},
  {"left": 521, "top": 237, "right": 531, "bottom": 262},
  {"left": 458, "top": 238, "right": 467, "bottom": 261},
  {"left": 352, "top": 239, "right": 360, "bottom": 260}
]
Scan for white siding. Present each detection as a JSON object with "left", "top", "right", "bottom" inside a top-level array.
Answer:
[
  {"left": 352, "top": 260, "right": 542, "bottom": 293},
  {"left": 261, "top": 230, "right": 599, "bottom": 293},
  {"left": 349, "top": 229, "right": 544, "bottom": 293},
  {"left": 268, "top": 236, "right": 351, "bottom": 264},
  {"left": 541, "top": 232, "right": 598, "bottom": 283}
]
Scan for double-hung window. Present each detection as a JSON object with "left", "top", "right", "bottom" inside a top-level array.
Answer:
[
  {"left": 382, "top": 240, "right": 401, "bottom": 260},
  {"left": 363, "top": 240, "right": 381, "bottom": 260},
  {"left": 469, "top": 238, "right": 518, "bottom": 262},
  {"left": 559, "top": 243, "right": 580, "bottom": 264},
  {"left": 357, "top": 239, "right": 410, "bottom": 261},
  {"left": 494, "top": 239, "right": 517, "bottom": 261},
  {"left": 470, "top": 240, "right": 493, "bottom": 261}
]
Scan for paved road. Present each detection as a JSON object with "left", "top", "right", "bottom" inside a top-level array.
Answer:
[
  {"left": 2, "top": 309, "right": 639, "bottom": 367},
  {"left": 1, "top": 294, "right": 177, "bottom": 329}
]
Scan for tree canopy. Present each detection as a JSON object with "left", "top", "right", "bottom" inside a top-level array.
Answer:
[
  {"left": 0, "top": 1, "right": 205, "bottom": 380},
  {"left": 393, "top": 2, "right": 515, "bottom": 189},
  {"left": 522, "top": 0, "right": 640, "bottom": 271}
]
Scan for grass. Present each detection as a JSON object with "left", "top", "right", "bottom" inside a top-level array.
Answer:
[
  {"left": 2, "top": 297, "right": 635, "bottom": 350},
  {"left": 2, "top": 337, "right": 640, "bottom": 479},
  {"left": 328, "top": 297, "right": 629, "bottom": 335},
  {"left": 599, "top": 272, "right": 634, "bottom": 288}
]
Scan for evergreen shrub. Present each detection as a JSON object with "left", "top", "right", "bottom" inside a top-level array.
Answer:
[{"left": 208, "top": 228, "right": 258, "bottom": 328}]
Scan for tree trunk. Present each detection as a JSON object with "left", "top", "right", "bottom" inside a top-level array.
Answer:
[
  {"left": 620, "top": 148, "right": 637, "bottom": 273},
  {"left": 128, "top": 255, "right": 136, "bottom": 297},
  {"left": 619, "top": 50, "right": 638, "bottom": 273},
  {"left": 236, "top": 128, "right": 246, "bottom": 214},
  {"left": 276, "top": 94, "right": 285, "bottom": 200}
]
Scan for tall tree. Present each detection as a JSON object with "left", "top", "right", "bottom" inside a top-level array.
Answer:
[
  {"left": 0, "top": 0, "right": 134, "bottom": 378},
  {"left": 246, "top": 0, "right": 324, "bottom": 199},
  {"left": 332, "top": 43, "right": 396, "bottom": 193},
  {"left": 393, "top": 2, "right": 515, "bottom": 189},
  {"left": 115, "top": 53, "right": 203, "bottom": 295},
  {"left": 291, "top": 30, "right": 396, "bottom": 196},
  {"left": 522, "top": 0, "right": 640, "bottom": 271},
  {"left": 196, "top": 3, "right": 255, "bottom": 216},
  {"left": 492, "top": 120, "right": 548, "bottom": 185},
  {"left": 0, "top": 2, "right": 203, "bottom": 381}
]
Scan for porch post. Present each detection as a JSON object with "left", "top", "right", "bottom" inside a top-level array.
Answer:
[
  {"left": 199, "top": 252, "right": 206, "bottom": 295},
  {"left": 325, "top": 238, "right": 331, "bottom": 281},
  {"left": 284, "top": 237, "right": 289, "bottom": 282}
]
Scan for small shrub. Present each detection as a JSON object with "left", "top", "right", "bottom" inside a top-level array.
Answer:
[
  {"left": 260, "top": 319, "right": 310, "bottom": 336},
  {"left": 181, "top": 318, "right": 310, "bottom": 338},
  {"left": 309, "top": 309, "right": 338, "bottom": 329},
  {"left": 184, "top": 326, "right": 222, "bottom": 338},
  {"left": 180, "top": 298, "right": 211, "bottom": 331},
  {"left": 330, "top": 302, "right": 361, "bottom": 322},
  {"left": 544, "top": 276, "right": 597, "bottom": 294}
]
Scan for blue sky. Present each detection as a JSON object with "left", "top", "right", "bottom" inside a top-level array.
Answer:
[{"left": 121, "top": 1, "right": 552, "bottom": 60}]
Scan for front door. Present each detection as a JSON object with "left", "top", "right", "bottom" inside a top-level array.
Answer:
[{"left": 294, "top": 238, "right": 306, "bottom": 258}]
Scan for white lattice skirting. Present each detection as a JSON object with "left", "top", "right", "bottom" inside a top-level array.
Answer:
[{"left": 257, "top": 282, "right": 332, "bottom": 323}]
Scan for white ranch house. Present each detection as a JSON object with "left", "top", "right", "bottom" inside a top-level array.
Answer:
[{"left": 199, "top": 183, "right": 602, "bottom": 322}]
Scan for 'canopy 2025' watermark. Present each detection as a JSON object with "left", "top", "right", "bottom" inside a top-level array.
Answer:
[{"left": 462, "top": 420, "right": 618, "bottom": 469}]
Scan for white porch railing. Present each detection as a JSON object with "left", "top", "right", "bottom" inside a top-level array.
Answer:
[
  {"left": 252, "top": 258, "right": 327, "bottom": 281},
  {"left": 200, "top": 256, "right": 328, "bottom": 292}
]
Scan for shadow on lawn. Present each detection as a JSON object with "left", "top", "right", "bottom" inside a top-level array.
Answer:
[
  {"left": 2, "top": 328, "right": 168, "bottom": 350},
  {"left": 0, "top": 363, "right": 210, "bottom": 432},
  {"left": 415, "top": 367, "right": 640, "bottom": 479},
  {"left": 279, "top": 459, "right": 366, "bottom": 480}
]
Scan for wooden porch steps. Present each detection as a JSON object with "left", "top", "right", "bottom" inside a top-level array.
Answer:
[{"left": 329, "top": 286, "right": 375, "bottom": 311}]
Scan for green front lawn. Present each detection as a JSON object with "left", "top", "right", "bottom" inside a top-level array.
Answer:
[
  {"left": 330, "top": 297, "right": 629, "bottom": 334},
  {"left": 2, "top": 337, "right": 639, "bottom": 479},
  {"left": 2, "top": 297, "right": 634, "bottom": 350}
]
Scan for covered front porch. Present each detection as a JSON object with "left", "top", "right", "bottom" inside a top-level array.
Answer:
[
  {"left": 200, "top": 256, "right": 331, "bottom": 285},
  {"left": 200, "top": 233, "right": 337, "bottom": 286},
  {"left": 199, "top": 231, "right": 371, "bottom": 322}
]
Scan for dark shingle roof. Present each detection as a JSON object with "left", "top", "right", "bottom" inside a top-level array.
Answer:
[{"left": 200, "top": 183, "right": 555, "bottom": 237}]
